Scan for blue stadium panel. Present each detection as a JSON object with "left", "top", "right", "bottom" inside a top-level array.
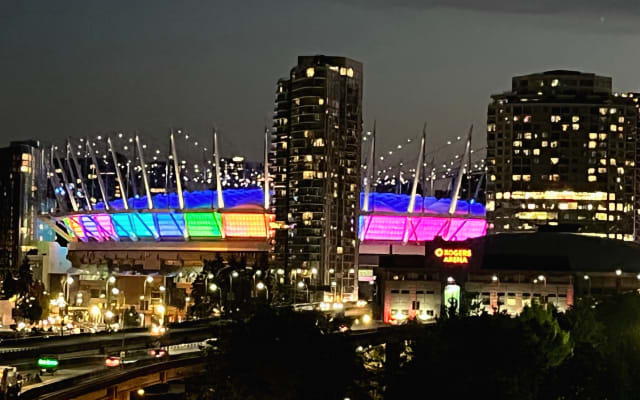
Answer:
[{"left": 156, "top": 212, "right": 185, "bottom": 238}]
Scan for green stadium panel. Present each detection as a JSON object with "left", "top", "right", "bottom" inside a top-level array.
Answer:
[{"left": 184, "top": 212, "right": 223, "bottom": 238}]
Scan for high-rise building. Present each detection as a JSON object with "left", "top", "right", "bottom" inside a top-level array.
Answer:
[
  {"left": 271, "top": 55, "right": 363, "bottom": 301},
  {"left": 0, "top": 141, "right": 55, "bottom": 273},
  {"left": 486, "top": 70, "right": 639, "bottom": 241}
]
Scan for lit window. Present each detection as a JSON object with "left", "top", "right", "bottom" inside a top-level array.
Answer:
[
  {"left": 304, "top": 155, "right": 313, "bottom": 162},
  {"left": 550, "top": 141, "right": 558, "bottom": 148},
  {"left": 488, "top": 123, "right": 496, "bottom": 132},
  {"left": 562, "top": 124, "right": 569, "bottom": 132},
  {"left": 302, "top": 212, "right": 313, "bottom": 220},
  {"left": 588, "top": 175, "right": 597, "bottom": 182},
  {"left": 610, "top": 124, "right": 617, "bottom": 132},
  {"left": 318, "top": 98, "right": 325, "bottom": 105},
  {"left": 588, "top": 141, "right": 597, "bottom": 149},
  {"left": 524, "top": 132, "right": 532, "bottom": 139},
  {"left": 339, "top": 67, "right": 347, "bottom": 76},
  {"left": 513, "top": 140, "right": 522, "bottom": 147},
  {"left": 541, "top": 141, "right": 548, "bottom": 147},
  {"left": 523, "top": 175, "right": 531, "bottom": 182},
  {"left": 588, "top": 168, "right": 595, "bottom": 174},
  {"left": 589, "top": 133, "right": 597, "bottom": 140},
  {"left": 302, "top": 171, "right": 314, "bottom": 179},
  {"left": 512, "top": 175, "right": 521, "bottom": 181},
  {"left": 609, "top": 108, "right": 617, "bottom": 114},
  {"left": 610, "top": 158, "right": 616, "bottom": 166},
  {"left": 599, "top": 133, "right": 607, "bottom": 140},
  {"left": 313, "top": 138, "right": 324, "bottom": 147},
  {"left": 533, "top": 149, "right": 540, "bottom": 156},
  {"left": 306, "top": 67, "right": 315, "bottom": 78},
  {"left": 551, "top": 79, "right": 559, "bottom": 87},
  {"left": 523, "top": 115, "right": 531, "bottom": 123},
  {"left": 618, "top": 116, "right": 625, "bottom": 123},
  {"left": 599, "top": 108, "right": 607, "bottom": 116},
  {"left": 347, "top": 68, "right": 354, "bottom": 78},
  {"left": 572, "top": 124, "right": 580, "bottom": 131},
  {"left": 572, "top": 116, "right": 580, "bottom": 123},
  {"left": 595, "top": 213, "right": 607, "bottom": 221},
  {"left": 550, "top": 115, "right": 561, "bottom": 123}
]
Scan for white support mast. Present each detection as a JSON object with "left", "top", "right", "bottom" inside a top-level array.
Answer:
[
  {"left": 449, "top": 125, "right": 473, "bottom": 215},
  {"left": 108, "top": 136, "right": 129, "bottom": 210},
  {"left": 170, "top": 130, "right": 185, "bottom": 210},
  {"left": 135, "top": 135, "right": 153, "bottom": 209},
  {"left": 68, "top": 139, "right": 92, "bottom": 210},
  {"left": 362, "top": 122, "right": 376, "bottom": 213},
  {"left": 86, "top": 138, "right": 110, "bottom": 211},
  {"left": 213, "top": 129, "right": 225, "bottom": 209},
  {"left": 407, "top": 134, "right": 425, "bottom": 213},
  {"left": 263, "top": 127, "right": 270, "bottom": 210}
]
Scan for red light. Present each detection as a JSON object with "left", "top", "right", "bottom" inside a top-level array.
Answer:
[
  {"left": 149, "top": 350, "right": 156, "bottom": 357},
  {"left": 105, "top": 357, "right": 120, "bottom": 367}
]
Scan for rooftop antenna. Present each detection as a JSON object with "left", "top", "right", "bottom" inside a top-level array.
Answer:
[{"left": 449, "top": 125, "right": 473, "bottom": 215}]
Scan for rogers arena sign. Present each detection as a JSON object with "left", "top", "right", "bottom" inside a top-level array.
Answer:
[{"left": 434, "top": 248, "right": 472, "bottom": 264}]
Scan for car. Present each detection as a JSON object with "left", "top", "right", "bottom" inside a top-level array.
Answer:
[
  {"left": 150, "top": 324, "right": 166, "bottom": 336},
  {"left": 148, "top": 348, "right": 168, "bottom": 358},
  {"left": 104, "top": 356, "right": 121, "bottom": 367},
  {"left": 37, "top": 355, "right": 59, "bottom": 375},
  {"left": 198, "top": 338, "right": 219, "bottom": 351}
]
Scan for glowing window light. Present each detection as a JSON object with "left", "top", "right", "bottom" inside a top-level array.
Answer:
[
  {"left": 156, "top": 213, "right": 185, "bottom": 237},
  {"left": 131, "top": 213, "right": 157, "bottom": 237},
  {"left": 185, "top": 213, "right": 223, "bottom": 237},
  {"left": 112, "top": 213, "right": 134, "bottom": 238},
  {"left": 222, "top": 213, "right": 268, "bottom": 238},
  {"left": 361, "top": 215, "right": 406, "bottom": 241},
  {"left": 62, "top": 217, "right": 85, "bottom": 240},
  {"left": 94, "top": 214, "right": 116, "bottom": 238},
  {"left": 361, "top": 215, "right": 487, "bottom": 242},
  {"left": 78, "top": 215, "right": 106, "bottom": 241}
]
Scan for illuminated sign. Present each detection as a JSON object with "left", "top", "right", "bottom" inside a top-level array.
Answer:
[{"left": 434, "top": 248, "right": 472, "bottom": 264}]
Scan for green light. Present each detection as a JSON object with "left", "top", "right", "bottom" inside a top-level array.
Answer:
[
  {"left": 37, "top": 358, "right": 59, "bottom": 368},
  {"left": 444, "top": 284, "right": 461, "bottom": 314},
  {"left": 185, "top": 213, "right": 222, "bottom": 237}
]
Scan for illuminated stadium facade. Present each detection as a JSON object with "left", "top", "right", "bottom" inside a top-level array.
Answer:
[{"left": 40, "top": 130, "right": 486, "bottom": 306}]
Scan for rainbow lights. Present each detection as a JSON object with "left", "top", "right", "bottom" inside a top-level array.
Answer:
[
  {"left": 58, "top": 211, "right": 272, "bottom": 242},
  {"left": 359, "top": 215, "right": 487, "bottom": 243}
]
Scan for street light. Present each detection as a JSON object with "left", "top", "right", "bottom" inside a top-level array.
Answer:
[
  {"left": 491, "top": 275, "right": 498, "bottom": 282},
  {"left": 256, "top": 281, "right": 268, "bottom": 301},
  {"left": 615, "top": 269, "right": 622, "bottom": 276}
]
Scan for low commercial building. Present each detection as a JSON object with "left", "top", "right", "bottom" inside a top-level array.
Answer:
[{"left": 371, "top": 233, "right": 640, "bottom": 323}]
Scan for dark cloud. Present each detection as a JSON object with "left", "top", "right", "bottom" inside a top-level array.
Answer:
[{"left": 335, "top": 0, "right": 640, "bottom": 15}]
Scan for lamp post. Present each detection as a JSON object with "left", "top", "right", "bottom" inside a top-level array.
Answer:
[
  {"left": 229, "top": 271, "right": 238, "bottom": 302},
  {"left": 256, "top": 281, "right": 268, "bottom": 302},
  {"left": 584, "top": 274, "right": 591, "bottom": 297},
  {"left": 209, "top": 283, "right": 221, "bottom": 309},
  {"left": 297, "top": 281, "right": 308, "bottom": 303}
]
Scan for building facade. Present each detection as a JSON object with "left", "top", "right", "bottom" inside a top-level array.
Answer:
[
  {"left": 0, "top": 141, "right": 54, "bottom": 273},
  {"left": 271, "top": 55, "right": 363, "bottom": 301},
  {"left": 486, "top": 71, "right": 639, "bottom": 240}
]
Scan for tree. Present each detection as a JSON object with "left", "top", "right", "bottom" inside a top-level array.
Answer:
[
  {"left": 196, "top": 308, "right": 366, "bottom": 400},
  {"left": 123, "top": 306, "right": 140, "bottom": 328},
  {"left": 387, "top": 302, "right": 572, "bottom": 400}
]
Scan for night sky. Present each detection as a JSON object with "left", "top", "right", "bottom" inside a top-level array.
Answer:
[{"left": 1, "top": 0, "right": 639, "bottom": 162}]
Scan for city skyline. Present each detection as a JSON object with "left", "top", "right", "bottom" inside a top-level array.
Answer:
[{"left": 2, "top": 1, "right": 640, "bottom": 161}]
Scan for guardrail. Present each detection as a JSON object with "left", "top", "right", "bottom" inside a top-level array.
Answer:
[{"left": 19, "top": 353, "right": 205, "bottom": 400}]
